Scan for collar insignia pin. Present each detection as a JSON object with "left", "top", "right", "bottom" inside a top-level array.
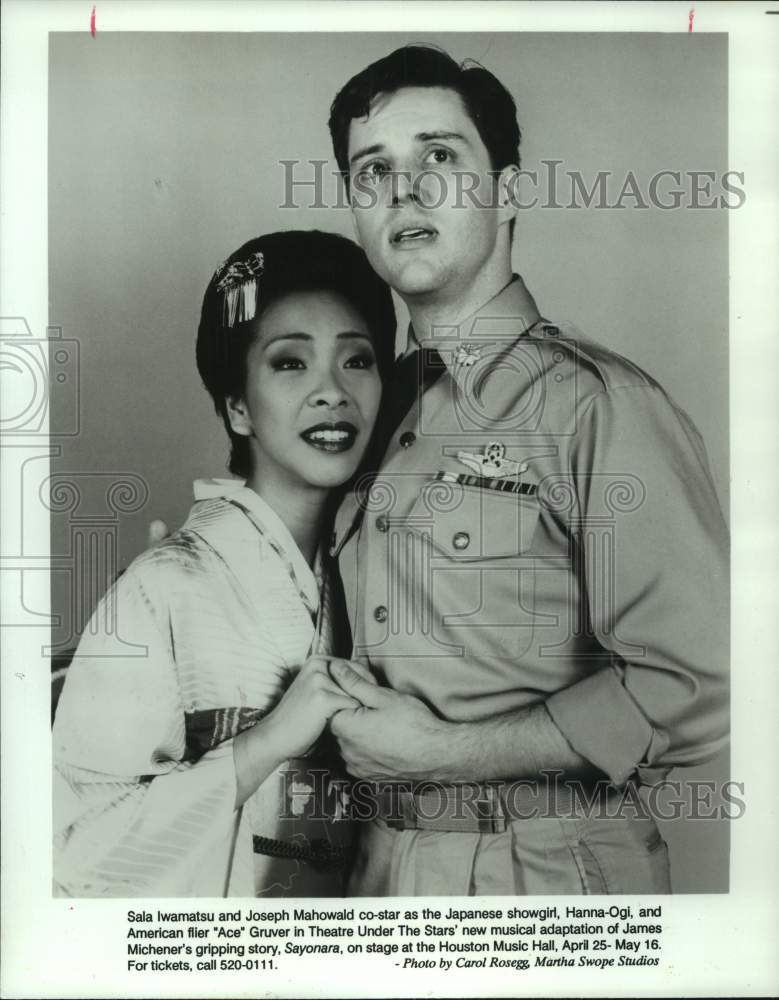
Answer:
[
  {"left": 455, "top": 343, "right": 482, "bottom": 367},
  {"left": 456, "top": 441, "right": 528, "bottom": 479}
]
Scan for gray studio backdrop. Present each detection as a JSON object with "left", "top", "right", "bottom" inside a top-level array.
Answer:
[{"left": 49, "top": 31, "right": 729, "bottom": 892}]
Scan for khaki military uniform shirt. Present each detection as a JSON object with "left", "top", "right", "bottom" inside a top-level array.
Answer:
[{"left": 332, "top": 276, "right": 728, "bottom": 790}]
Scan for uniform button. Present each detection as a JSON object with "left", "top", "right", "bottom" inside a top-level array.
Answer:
[
  {"left": 543, "top": 324, "right": 560, "bottom": 338},
  {"left": 452, "top": 531, "right": 470, "bottom": 550},
  {"left": 376, "top": 516, "right": 389, "bottom": 533},
  {"left": 373, "top": 605, "right": 388, "bottom": 623},
  {"left": 399, "top": 431, "right": 416, "bottom": 448}
]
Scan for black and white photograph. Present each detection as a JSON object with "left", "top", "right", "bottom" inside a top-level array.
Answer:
[{"left": 1, "top": 2, "right": 777, "bottom": 998}]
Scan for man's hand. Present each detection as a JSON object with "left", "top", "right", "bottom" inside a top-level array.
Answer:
[
  {"left": 148, "top": 520, "right": 170, "bottom": 545},
  {"left": 328, "top": 660, "right": 453, "bottom": 781}
]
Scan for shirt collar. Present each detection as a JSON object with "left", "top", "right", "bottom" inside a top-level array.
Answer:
[
  {"left": 192, "top": 478, "right": 321, "bottom": 606},
  {"left": 403, "top": 274, "right": 542, "bottom": 379}
]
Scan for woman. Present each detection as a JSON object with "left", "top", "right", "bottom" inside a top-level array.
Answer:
[{"left": 53, "top": 230, "right": 394, "bottom": 897}]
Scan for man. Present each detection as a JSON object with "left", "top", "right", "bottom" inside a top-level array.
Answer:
[{"left": 322, "top": 45, "right": 729, "bottom": 895}]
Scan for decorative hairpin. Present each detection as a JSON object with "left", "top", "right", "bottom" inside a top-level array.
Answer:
[{"left": 214, "top": 251, "right": 265, "bottom": 328}]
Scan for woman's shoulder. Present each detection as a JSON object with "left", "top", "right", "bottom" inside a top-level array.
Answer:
[{"left": 123, "top": 498, "right": 245, "bottom": 590}]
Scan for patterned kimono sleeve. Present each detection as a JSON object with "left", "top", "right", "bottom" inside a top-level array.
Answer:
[{"left": 53, "top": 564, "right": 239, "bottom": 898}]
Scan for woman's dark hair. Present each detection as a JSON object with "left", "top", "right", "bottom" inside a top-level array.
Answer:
[
  {"left": 196, "top": 229, "right": 396, "bottom": 478},
  {"left": 328, "top": 44, "right": 521, "bottom": 182}
]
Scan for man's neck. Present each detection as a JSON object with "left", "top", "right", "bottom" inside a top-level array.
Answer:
[{"left": 404, "top": 261, "right": 514, "bottom": 345}]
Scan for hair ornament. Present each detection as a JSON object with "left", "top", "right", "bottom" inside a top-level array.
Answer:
[{"left": 215, "top": 251, "right": 265, "bottom": 328}]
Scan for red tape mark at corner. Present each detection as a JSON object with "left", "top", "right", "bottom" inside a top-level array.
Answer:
[
  {"left": 90, "top": 5, "right": 96, "bottom": 37},
  {"left": 688, "top": 6, "right": 695, "bottom": 32}
]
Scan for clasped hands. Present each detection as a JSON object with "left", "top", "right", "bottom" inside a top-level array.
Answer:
[
  {"left": 317, "top": 656, "right": 453, "bottom": 782},
  {"left": 241, "top": 655, "right": 579, "bottom": 805}
]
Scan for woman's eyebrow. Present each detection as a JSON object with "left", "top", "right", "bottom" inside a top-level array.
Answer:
[
  {"left": 263, "top": 331, "right": 372, "bottom": 347},
  {"left": 263, "top": 332, "right": 313, "bottom": 348}
]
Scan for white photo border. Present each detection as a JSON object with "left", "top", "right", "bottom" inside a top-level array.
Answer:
[{"left": 1, "top": 1, "right": 777, "bottom": 997}]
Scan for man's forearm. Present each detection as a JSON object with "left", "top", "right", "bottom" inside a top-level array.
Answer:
[
  {"left": 329, "top": 662, "right": 603, "bottom": 784},
  {"left": 424, "top": 703, "right": 602, "bottom": 784}
]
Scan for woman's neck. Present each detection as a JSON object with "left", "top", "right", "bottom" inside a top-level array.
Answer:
[{"left": 244, "top": 474, "right": 329, "bottom": 566}]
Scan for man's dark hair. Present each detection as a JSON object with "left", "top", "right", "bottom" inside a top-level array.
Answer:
[
  {"left": 196, "top": 229, "right": 395, "bottom": 478},
  {"left": 328, "top": 44, "right": 521, "bottom": 181}
]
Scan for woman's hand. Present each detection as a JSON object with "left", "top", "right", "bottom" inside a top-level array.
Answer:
[
  {"left": 232, "top": 656, "right": 362, "bottom": 807},
  {"left": 264, "top": 656, "right": 365, "bottom": 758},
  {"left": 328, "top": 660, "right": 453, "bottom": 781},
  {"left": 327, "top": 656, "right": 379, "bottom": 689}
]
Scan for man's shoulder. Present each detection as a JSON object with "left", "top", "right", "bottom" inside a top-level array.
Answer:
[
  {"left": 472, "top": 321, "right": 673, "bottom": 438},
  {"left": 522, "top": 321, "right": 661, "bottom": 395}
]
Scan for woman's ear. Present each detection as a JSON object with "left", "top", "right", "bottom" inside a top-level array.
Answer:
[{"left": 225, "top": 396, "right": 252, "bottom": 437}]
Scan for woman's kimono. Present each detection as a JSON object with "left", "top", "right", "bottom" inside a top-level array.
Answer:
[{"left": 53, "top": 480, "right": 350, "bottom": 898}]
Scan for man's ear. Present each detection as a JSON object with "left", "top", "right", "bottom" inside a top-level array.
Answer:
[
  {"left": 225, "top": 396, "right": 252, "bottom": 437},
  {"left": 497, "top": 164, "right": 521, "bottom": 226},
  {"left": 349, "top": 204, "right": 362, "bottom": 246}
]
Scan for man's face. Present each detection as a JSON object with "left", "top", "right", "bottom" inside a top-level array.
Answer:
[{"left": 346, "top": 86, "right": 510, "bottom": 304}]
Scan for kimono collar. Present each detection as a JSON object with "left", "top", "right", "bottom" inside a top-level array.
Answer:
[{"left": 192, "top": 478, "right": 321, "bottom": 609}]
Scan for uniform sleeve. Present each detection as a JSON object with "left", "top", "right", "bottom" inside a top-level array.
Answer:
[
  {"left": 53, "top": 568, "right": 238, "bottom": 897},
  {"left": 544, "top": 385, "right": 729, "bottom": 786}
]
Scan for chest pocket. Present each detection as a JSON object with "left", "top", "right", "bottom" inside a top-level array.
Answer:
[{"left": 408, "top": 480, "right": 540, "bottom": 560}]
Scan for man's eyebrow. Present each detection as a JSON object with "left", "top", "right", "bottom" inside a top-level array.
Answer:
[
  {"left": 337, "top": 331, "right": 373, "bottom": 341},
  {"left": 349, "top": 131, "right": 470, "bottom": 167},
  {"left": 416, "top": 130, "right": 468, "bottom": 145},
  {"left": 349, "top": 143, "right": 384, "bottom": 167}
]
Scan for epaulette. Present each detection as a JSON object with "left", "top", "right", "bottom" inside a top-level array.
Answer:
[{"left": 525, "top": 319, "right": 658, "bottom": 394}]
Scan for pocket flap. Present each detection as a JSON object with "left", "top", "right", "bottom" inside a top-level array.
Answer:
[{"left": 409, "top": 479, "right": 540, "bottom": 559}]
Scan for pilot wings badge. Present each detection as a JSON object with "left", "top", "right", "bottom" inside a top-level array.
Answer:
[{"left": 456, "top": 442, "right": 528, "bottom": 479}]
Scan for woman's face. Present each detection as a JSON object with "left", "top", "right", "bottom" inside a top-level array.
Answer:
[{"left": 227, "top": 289, "right": 383, "bottom": 495}]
